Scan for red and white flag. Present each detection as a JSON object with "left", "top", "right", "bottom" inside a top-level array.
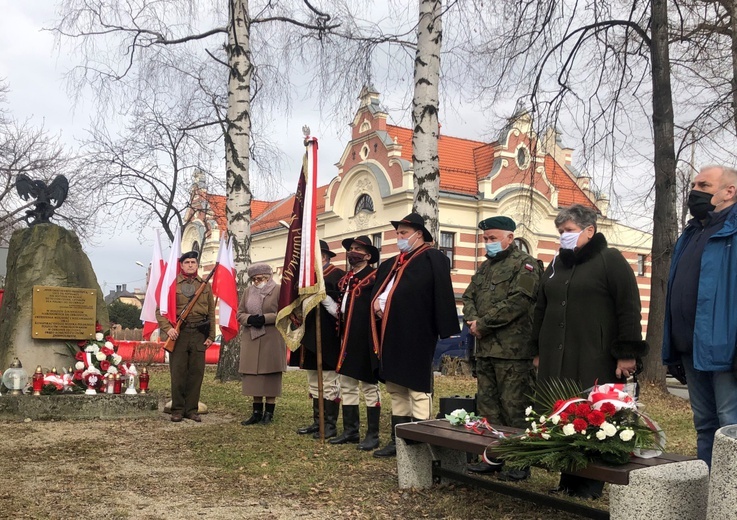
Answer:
[
  {"left": 139, "top": 232, "right": 166, "bottom": 340},
  {"left": 276, "top": 135, "right": 326, "bottom": 350},
  {"left": 212, "top": 237, "right": 239, "bottom": 342},
  {"left": 159, "top": 227, "right": 182, "bottom": 325}
]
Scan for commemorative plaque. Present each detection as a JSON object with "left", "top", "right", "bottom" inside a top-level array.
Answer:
[{"left": 32, "top": 286, "right": 97, "bottom": 339}]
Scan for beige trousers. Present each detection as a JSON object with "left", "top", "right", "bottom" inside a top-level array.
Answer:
[
  {"left": 306, "top": 369, "right": 341, "bottom": 401},
  {"left": 338, "top": 375, "right": 381, "bottom": 407},
  {"left": 385, "top": 381, "right": 432, "bottom": 419}
]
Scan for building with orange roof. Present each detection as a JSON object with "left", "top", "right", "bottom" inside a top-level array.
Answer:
[{"left": 184, "top": 87, "right": 653, "bottom": 334}]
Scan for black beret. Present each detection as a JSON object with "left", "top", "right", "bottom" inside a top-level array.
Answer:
[
  {"left": 479, "top": 216, "right": 516, "bottom": 232},
  {"left": 179, "top": 251, "right": 199, "bottom": 263}
]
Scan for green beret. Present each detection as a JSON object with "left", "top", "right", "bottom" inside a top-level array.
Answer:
[{"left": 479, "top": 216, "right": 516, "bottom": 232}]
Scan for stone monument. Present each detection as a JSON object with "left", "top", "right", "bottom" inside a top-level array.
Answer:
[{"left": 0, "top": 174, "right": 108, "bottom": 373}]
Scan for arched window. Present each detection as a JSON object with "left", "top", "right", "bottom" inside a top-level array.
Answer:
[
  {"left": 192, "top": 241, "right": 200, "bottom": 252},
  {"left": 354, "top": 194, "right": 375, "bottom": 215},
  {"left": 514, "top": 238, "right": 530, "bottom": 254}
]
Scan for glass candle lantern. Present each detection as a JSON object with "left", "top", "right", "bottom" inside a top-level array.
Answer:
[
  {"left": 139, "top": 367, "right": 150, "bottom": 394},
  {"left": 32, "top": 365, "right": 44, "bottom": 395},
  {"left": 2, "top": 358, "right": 29, "bottom": 395}
]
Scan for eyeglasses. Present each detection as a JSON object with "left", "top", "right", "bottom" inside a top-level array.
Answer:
[{"left": 251, "top": 275, "right": 270, "bottom": 283}]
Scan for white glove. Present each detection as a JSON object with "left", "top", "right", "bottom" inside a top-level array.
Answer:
[{"left": 321, "top": 295, "right": 339, "bottom": 318}]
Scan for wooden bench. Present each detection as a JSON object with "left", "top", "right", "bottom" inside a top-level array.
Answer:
[{"left": 396, "top": 419, "right": 708, "bottom": 520}]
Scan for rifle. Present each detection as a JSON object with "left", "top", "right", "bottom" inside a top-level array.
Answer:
[{"left": 162, "top": 263, "right": 219, "bottom": 353}]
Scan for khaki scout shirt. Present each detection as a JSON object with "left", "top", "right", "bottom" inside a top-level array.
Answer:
[
  {"left": 156, "top": 274, "right": 217, "bottom": 341},
  {"left": 462, "top": 245, "right": 542, "bottom": 359}
]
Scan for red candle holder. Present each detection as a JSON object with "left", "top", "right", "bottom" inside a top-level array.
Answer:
[
  {"left": 32, "top": 365, "right": 44, "bottom": 395},
  {"left": 139, "top": 367, "right": 150, "bottom": 394},
  {"left": 113, "top": 374, "right": 122, "bottom": 394}
]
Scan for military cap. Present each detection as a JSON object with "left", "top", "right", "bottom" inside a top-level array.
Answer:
[
  {"left": 390, "top": 213, "right": 433, "bottom": 242},
  {"left": 320, "top": 239, "right": 336, "bottom": 258},
  {"left": 478, "top": 216, "right": 516, "bottom": 232},
  {"left": 341, "top": 235, "right": 380, "bottom": 264},
  {"left": 179, "top": 250, "right": 199, "bottom": 263}
]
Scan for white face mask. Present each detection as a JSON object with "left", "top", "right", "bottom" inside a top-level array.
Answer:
[
  {"left": 397, "top": 232, "right": 418, "bottom": 253},
  {"left": 559, "top": 231, "right": 582, "bottom": 250},
  {"left": 254, "top": 282, "right": 266, "bottom": 289}
]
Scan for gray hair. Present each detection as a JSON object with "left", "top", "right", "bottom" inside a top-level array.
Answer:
[
  {"left": 703, "top": 165, "right": 737, "bottom": 186},
  {"left": 554, "top": 204, "right": 598, "bottom": 231}
]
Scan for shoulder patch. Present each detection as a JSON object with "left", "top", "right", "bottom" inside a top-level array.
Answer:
[
  {"left": 524, "top": 263, "right": 534, "bottom": 271},
  {"left": 518, "top": 272, "right": 537, "bottom": 298}
]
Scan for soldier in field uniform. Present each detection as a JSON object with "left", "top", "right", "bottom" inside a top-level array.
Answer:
[
  {"left": 291, "top": 240, "right": 346, "bottom": 439},
  {"left": 462, "top": 216, "right": 542, "bottom": 480}
]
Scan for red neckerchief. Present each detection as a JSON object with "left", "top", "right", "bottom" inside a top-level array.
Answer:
[{"left": 182, "top": 273, "right": 197, "bottom": 280}]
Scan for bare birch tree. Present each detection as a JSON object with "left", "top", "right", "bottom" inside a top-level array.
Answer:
[{"left": 412, "top": 0, "right": 442, "bottom": 243}]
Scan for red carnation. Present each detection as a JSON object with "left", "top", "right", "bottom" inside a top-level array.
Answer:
[
  {"left": 100, "top": 360, "right": 111, "bottom": 372},
  {"left": 101, "top": 347, "right": 114, "bottom": 356},
  {"left": 95, "top": 322, "right": 103, "bottom": 332},
  {"left": 73, "top": 370, "right": 84, "bottom": 380},
  {"left": 553, "top": 400, "right": 566, "bottom": 412},
  {"left": 572, "top": 418, "right": 589, "bottom": 433},
  {"left": 78, "top": 340, "right": 88, "bottom": 347},
  {"left": 75, "top": 351, "right": 86, "bottom": 361},
  {"left": 587, "top": 410, "right": 606, "bottom": 427},
  {"left": 599, "top": 403, "right": 616, "bottom": 416},
  {"left": 575, "top": 403, "right": 592, "bottom": 416},
  {"left": 559, "top": 412, "right": 570, "bottom": 423}
]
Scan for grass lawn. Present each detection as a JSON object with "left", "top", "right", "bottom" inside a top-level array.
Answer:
[{"left": 149, "top": 366, "right": 697, "bottom": 519}]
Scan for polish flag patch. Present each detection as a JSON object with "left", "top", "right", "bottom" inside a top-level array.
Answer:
[{"left": 524, "top": 263, "right": 534, "bottom": 271}]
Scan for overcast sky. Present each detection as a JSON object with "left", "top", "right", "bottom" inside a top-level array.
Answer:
[{"left": 2, "top": 1, "right": 502, "bottom": 295}]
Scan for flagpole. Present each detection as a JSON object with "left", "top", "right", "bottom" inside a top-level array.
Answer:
[{"left": 316, "top": 305, "right": 325, "bottom": 442}]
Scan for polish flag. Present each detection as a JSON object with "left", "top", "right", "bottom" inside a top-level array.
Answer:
[
  {"left": 212, "top": 237, "right": 239, "bottom": 341},
  {"left": 139, "top": 233, "right": 166, "bottom": 340},
  {"left": 159, "top": 228, "right": 182, "bottom": 325}
]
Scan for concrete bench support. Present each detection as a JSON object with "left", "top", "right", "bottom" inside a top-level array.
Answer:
[
  {"left": 396, "top": 437, "right": 466, "bottom": 489},
  {"left": 609, "top": 460, "right": 709, "bottom": 520},
  {"left": 707, "top": 425, "right": 737, "bottom": 520}
]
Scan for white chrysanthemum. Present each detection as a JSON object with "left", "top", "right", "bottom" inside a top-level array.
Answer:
[
  {"left": 525, "top": 406, "right": 533, "bottom": 416},
  {"left": 601, "top": 422, "right": 618, "bottom": 437},
  {"left": 104, "top": 341, "right": 114, "bottom": 349},
  {"left": 596, "top": 430, "right": 607, "bottom": 441},
  {"left": 95, "top": 352, "right": 106, "bottom": 361},
  {"left": 551, "top": 415, "right": 561, "bottom": 425},
  {"left": 619, "top": 429, "right": 635, "bottom": 442},
  {"left": 539, "top": 415, "right": 547, "bottom": 424},
  {"left": 75, "top": 361, "right": 84, "bottom": 370},
  {"left": 112, "top": 354, "right": 122, "bottom": 365},
  {"left": 562, "top": 423, "right": 576, "bottom": 436},
  {"left": 95, "top": 332, "right": 104, "bottom": 341},
  {"left": 541, "top": 433, "right": 551, "bottom": 440}
]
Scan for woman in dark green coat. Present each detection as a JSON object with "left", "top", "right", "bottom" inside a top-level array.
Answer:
[{"left": 532, "top": 204, "right": 649, "bottom": 499}]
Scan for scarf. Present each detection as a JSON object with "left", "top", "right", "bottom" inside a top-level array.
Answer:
[{"left": 245, "top": 279, "right": 276, "bottom": 340}]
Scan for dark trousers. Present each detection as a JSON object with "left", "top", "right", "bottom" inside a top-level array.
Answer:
[{"left": 169, "top": 328, "right": 207, "bottom": 416}]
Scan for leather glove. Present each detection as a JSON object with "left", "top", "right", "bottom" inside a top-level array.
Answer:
[
  {"left": 668, "top": 363, "right": 687, "bottom": 385},
  {"left": 247, "top": 315, "right": 265, "bottom": 327}
]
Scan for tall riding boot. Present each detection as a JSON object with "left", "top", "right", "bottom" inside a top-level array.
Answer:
[
  {"left": 357, "top": 406, "right": 381, "bottom": 451},
  {"left": 329, "top": 405, "right": 360, "bottom": 444},
  {"left": 373, "top": 415, "right": 412, "bottom": 458},
  {"left": 296, "top": 398, "right": 320, "bottom": 435},
  {"left": 241, "top": 402, "right": 263, "bottom": 426},
  {"left": 261, "top": 403, "right": 275, "bottom": 425},
  {"left": 313, "top": 399, "right": 340, "bottom": 439}
]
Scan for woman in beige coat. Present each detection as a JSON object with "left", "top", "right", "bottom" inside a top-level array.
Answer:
[{"left": 237, "top": 263, "right": 286, "bottom": 425}]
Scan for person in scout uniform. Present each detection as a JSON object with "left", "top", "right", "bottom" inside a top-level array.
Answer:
[
  {"left": 292, "top": 240, "right": 346, "bottom": 439},
  {"left": 463, "top": 216, "right": 542, "bottom": 480},
  {"left": 329, "top": 236, "right": 382, "bottom": 450},
  {"left": 370, "top": 213, "right": 460, "bottom": 458},
  {"left": 156, "top": 251, "right": 216, "bottom": 423}
]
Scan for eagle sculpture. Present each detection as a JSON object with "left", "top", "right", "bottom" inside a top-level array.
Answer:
[{"left": 15, "top": 174, "right": 69, "bottom": 226}]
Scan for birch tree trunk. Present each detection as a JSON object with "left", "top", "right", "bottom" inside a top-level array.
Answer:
[
  {"left": 411, "top": 0, "right": 442, "bottom": 244},
  {"left": 643, "top": 0, "right": 677, "bottom": 386},
  {"left": 217, "top": 0, "right": 253, "bottom": 382}
]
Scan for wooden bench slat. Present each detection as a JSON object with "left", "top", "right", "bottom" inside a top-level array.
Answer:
[{"left": 396, "top": 419, "right": 693, "bottom": 486}]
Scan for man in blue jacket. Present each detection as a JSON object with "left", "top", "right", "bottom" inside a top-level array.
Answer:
[{"left": 663, "top": 165, "right": 737, "bottom": 467}]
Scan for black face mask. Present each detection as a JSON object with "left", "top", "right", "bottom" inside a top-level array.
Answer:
[{"left": 687, "top": 190, "right": 715, "bottom": 219}]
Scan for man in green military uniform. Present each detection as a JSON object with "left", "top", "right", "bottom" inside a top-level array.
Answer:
[
  {"left": 156, "top": 251, "right": 216, "bottom": 423},
  {"left": 462, "top": 216, "right": 542, "bottom": 480}
]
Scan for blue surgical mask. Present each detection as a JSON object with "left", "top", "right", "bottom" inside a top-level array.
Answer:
[
  {"left": 397, "top": 233, "right": 417, "bottom": 253},
  {"left": 485, "top": 242, "right": 503, "bottom": 257}
]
